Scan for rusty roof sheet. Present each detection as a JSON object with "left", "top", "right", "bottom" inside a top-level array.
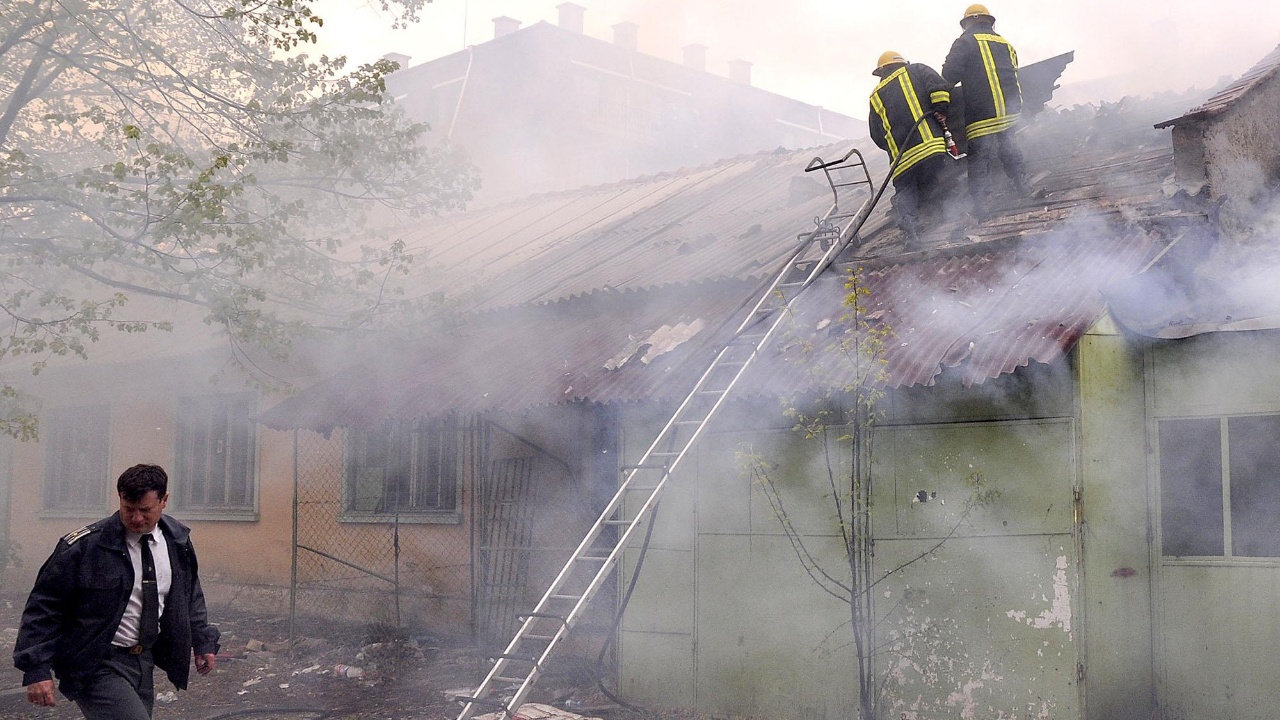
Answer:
[
  {"left": 756, "top": 226, "right": 1170, "bottom": 392},
  {"left": 1155, "top": 43, "right": 1280, "bottom": 128}
]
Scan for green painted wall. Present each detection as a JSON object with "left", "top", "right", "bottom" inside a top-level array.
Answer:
[
  {"left": 1076, "top": 325, "right": 1155, "bottom": 720},
  {"left": 612, "top": 326, "right": 1280, "bottom": 720},
  {"left": 1147, "top": 330, "right": 1280, "bottom": 720},
  {"left": 617, "top": 361, "right": 1088, "bottom": 719},
  {"left": 870, "top": 419, "right": 1079, "bottom": 719}
]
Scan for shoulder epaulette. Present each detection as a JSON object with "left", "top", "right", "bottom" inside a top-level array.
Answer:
[{"left": 62, "top": 525, "right": 95, "bottom": 545}]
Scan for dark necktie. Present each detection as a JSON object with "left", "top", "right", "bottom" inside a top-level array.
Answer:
[{"left": 139, "top": 534, "right": 159, "bottom": 648}]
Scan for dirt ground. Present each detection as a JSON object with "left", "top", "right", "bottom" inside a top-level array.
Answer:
[{"left": 0, "top": 592, "right": 634, "bottom": 720}]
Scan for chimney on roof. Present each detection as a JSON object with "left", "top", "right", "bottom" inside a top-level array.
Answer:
[
  {"left": 683, "top": 44, "right": 708, "bottom": 72},
  {"left": 613, "top": 21, "right": 638, "bottom": 51},
  {"left": 493, "top": 16, "right": 521, "bottom": 38},
  {"left": 381, "top": 52, "right": 410, "bottom": 71},
  {"left": 729, "top": 58, "right": 753, "bottom": 85},
  {"left": 557, "top": 2, "right": 585, "bottom": 33}
]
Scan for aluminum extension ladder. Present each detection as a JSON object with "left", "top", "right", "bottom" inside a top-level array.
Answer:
[{"left": 455, "top": 147, "right": 876, "bottom": 720}]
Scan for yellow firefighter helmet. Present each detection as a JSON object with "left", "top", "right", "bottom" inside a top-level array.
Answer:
[
  {"left": 873, "top": 51, "right": 908, "bottom": 77},
  {"left": 961, "top": 3, "right": 995, "bottom": 27}
]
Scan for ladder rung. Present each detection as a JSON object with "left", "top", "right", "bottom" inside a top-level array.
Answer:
[
  {"left": 523, "top": 634, "right": 556, "bottom": 641},
  {"left": 674, "top": 419, "right": 706, "bottom": 426},
  {"left": 455, "top": 696, "right": 509, "bottom": 710},
  {"left": 604, "top": 518, "right": 631, "bottom": 525},
  {"left": 650, "top": 451, "right": 680, "bottom": 457},
  {"left": 493, "top": 676, "right": 527, "bottom": 684},
  {"left": 550, "top": 594, "right": 583, "bottom": 601},
  {"left": 519, "top": 612, "right": 567, "bottom": 624},
  {"left": 621, "top": 463, "right": 669, "bottom": 471},
  {"left": 622, "top": 487, "right": 660, "bottom": 496},
  {"left": 578, "top": 555, "right": 611, "bottom": 562},
  {"left": 491, "top": 654, "right": 538, "bottom": 664}
]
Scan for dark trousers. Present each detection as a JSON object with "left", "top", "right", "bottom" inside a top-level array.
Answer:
[
  {"left": 73, "top": 646, "right": 155, "bottom": 720},
  {"left": 966, "top": 130, "right": 1026, "bottom": 205},
  {"left": 892, "top": 153, "right": 946, "bottom": 238}
]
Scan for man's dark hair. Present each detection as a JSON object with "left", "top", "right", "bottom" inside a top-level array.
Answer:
[{"left": 117, "top": 464, "right": 169, "bottom": 502}]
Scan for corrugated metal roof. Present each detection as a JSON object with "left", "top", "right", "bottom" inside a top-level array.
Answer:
[
  {"left": 386, "top": 146, "right": 843, "bottom": 313},
  {"left": 259, "top": 280, "right": 757, "bottom": 430},
  {"left": 260, "top": 220, "right": 1173, "bottom": 431},
  {"left": 1155, "top": 43, "right": 1280, "bottom": 128},
  {"left": 260, "top": 91, "right": 1210, "bottom": 431},
  {"left": 1107, "top": 241, "right": 1280, "bottom": 339},
  {"left": 757, "top": 227, "right": 1167, "bottom": 391}
]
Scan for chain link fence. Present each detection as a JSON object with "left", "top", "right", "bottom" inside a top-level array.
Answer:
[
  {"left": 287, "top": 418, "right": 607, "bottom": 653},
  {"left": 288, "top": 424, "right": 476, "bottom": 641}
]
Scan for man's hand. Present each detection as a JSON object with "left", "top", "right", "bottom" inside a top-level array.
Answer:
[
  {"left": 934, "top": 110, "right": 948, "bottom": 125},
  {"left": 194, "top": 652, "right": 217, "bottom": 676},
  {"left": 26, "top": 679, "right": 56, "bottom": 706}
]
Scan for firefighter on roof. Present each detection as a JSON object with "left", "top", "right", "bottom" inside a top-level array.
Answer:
[
  {"left": 942, "top": 4, "right": 1030, "bottom": 217},
  {"left": 868, "top": 51, "right": 953, "bottom": 245}
]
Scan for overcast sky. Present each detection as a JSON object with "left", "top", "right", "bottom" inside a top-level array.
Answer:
[{"left": 314, "top": 0, "right": 1280, "bottom": 118}]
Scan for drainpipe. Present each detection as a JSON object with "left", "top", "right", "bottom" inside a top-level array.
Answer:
[{"left": 447, "top": 46, "right": 475, "bottom": 141}]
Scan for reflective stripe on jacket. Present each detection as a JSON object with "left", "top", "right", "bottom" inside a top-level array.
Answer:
[
  {"left": 942, "top": 25, "right": 1022, "bottom": 140},
  {"left": 868, "top": 63, "right": 951, "bottom": 179}
]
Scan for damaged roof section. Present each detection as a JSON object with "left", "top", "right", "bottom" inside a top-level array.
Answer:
[
  {"left": 1107, "top": 240, "right": 1280, "bottom": 339},
  {"left": 259, "top": 281, "right": 751, "bottom": 431},
  {"left": 263, "top": 82, "right": 1226, "bottom": 430},
  {"left": 605, "top": 319, "right": 707, "bottom": 371},
  {"left": 741, "top": 215, "right": 1178, "bottom": 392}
]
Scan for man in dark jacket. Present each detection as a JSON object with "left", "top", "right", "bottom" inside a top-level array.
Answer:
[
  {"left": 14, "top": 464, "right": 220, "bottom": 719},
  {"left": 868, "top": 50, "right": 953, "bottom": 244},
  {"left": 942, "top": 3, "right": 1030, "bottom": 216}
]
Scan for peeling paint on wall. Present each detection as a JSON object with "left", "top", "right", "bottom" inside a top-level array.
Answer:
[{"left": 1006, "top": 555, "right": 1073, "bottom": 633}]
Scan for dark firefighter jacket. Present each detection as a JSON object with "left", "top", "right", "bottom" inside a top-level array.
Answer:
[
  {"left": 13, "top": 513, "right": 221, "bottom": 698},
  {"left": 868, "top": 63, "right": 952, "bottom": 180},
  {"left": 942, "top": 23, "right": 1022, "bottom": 141}
]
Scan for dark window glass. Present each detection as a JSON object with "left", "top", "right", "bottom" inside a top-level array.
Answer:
[
  {"left": 346, "top": 418, "right": 459, "bottom": 516},
  {"left": 43, "top": 406, "right": 111, "bottom": 512},
  {"left": 1159, "top": 418, "right": 1224, "bottom": 557},
  {"left": 175, "top": 393, "right": 257, "bottom": 512},
  {"left": 1228, "top": 415, "right": 1280, "bottom": 557}
]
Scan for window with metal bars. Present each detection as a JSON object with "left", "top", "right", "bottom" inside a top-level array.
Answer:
[
  {"left": 42, "top": 405, "right": 111, "bottom": 515},
  {"left": 1159, "top": 414, "right": 1280, "bottom": 558},
  {"left": 174, "top": 392, "right": 257, "bottom": 518},
  {"left": 343, "top": 417, "right": 460, "bottom": 522}
]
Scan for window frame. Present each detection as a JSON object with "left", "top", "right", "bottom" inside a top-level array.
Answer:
[
  {"left": 341, "top": 417, "right": 462, "bottom": 525},
  {"left": 1157, "top": 412, "right": 1280, "bottom": 561},
  {"left": 172, "top": 391, "right": 259, "bottom": 522},
  {"left": 42, "top": 404, "right": 112, "bottom": 517}
]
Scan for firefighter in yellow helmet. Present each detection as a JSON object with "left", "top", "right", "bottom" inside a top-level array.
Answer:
[
  {"left": 942, "top": 4, "right": 1030, "bottom": 218},
  {"left": 867, "top": 51, "right": 953, "bottom": 245}
]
